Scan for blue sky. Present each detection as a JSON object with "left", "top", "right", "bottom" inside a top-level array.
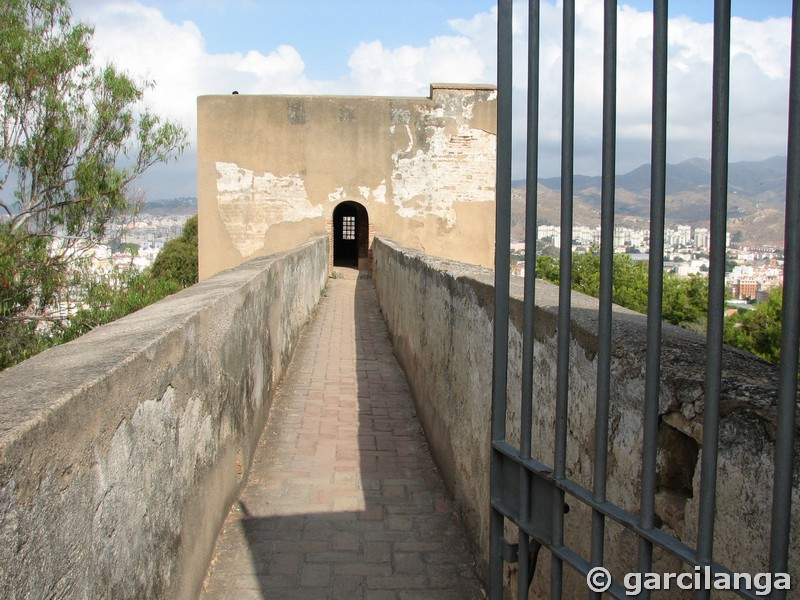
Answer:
[
  {"left": 146, "top": 1, "right": 793, "bottom": 80},
  {"left": 629, "top": 0, "right": 791, "bottom": 22},
  {"left": 71, "top": 0, "right": 794, "bottom": 200},
  {"left": 156, "top": 1, "right": 500, "bottom": 81}
]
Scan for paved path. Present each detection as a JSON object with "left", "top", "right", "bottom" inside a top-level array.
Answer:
[{"left": 200, "top": 270, "right": 485, "bottom": 600}]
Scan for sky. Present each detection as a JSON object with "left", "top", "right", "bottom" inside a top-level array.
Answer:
[{"left": 69, "top": 0, "right": 795, "bottom": 201}]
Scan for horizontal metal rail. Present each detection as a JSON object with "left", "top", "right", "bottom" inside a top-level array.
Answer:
[{"left": 491, "top": 440, "right": 765, "bottom": 600}]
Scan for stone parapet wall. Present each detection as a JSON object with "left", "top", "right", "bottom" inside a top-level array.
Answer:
[
  {"left": 0, "top": 237, "right": 328, "bottom": 600},
  {"left": 372, "top": 237, "right": 798, "bottom": 597}
]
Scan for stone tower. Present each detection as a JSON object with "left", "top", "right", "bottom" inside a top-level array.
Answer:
[{"left": 197, "top": 83, "right": 497, "bottom": 279}]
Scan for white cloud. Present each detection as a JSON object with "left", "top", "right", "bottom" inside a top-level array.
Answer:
[
  {"left": 492, "top": 1, "right": 792, "bottom": 176},
  {"left": 72, "top": 0, "right": 320, "bottom": 197},
  {"left": 72, "top": 0, "right": 793, "bottom": 197},
  {"left": 342, "top": 36, "right": 486, "bottom": 97},
  {"left": 79, "top": 3, "right": 206, "bottom": 126},
  {"left": 346, "top": 41, "right": 427, "bottom": 95},
  {"left": 77, "top": 1, "right": 318, "bottom": 130}
]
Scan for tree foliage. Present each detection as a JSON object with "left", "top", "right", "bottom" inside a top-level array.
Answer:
[
  {"left": 533, "top": 251, "right": 791, "bottom": 366},
  {"left": 534, "top": 252, "right": 709, "bottom": 328},
  {"left": 48, "top": 267, "right": 180, "bottom": 344},
  {"left": 723, "top": 287, "right": 784, "bottom": 364},
  {"left": 662, "top": 273, "right": 709, "bottom": 326},
  {"left": 151, "top": 215, "right": 198, "bottom": 287},
  {"left": 0, "top": 0, "right": 188, "bottom": 369}
]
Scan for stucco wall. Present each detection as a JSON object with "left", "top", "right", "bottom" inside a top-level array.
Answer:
[
  {"left": 197, "top": 84, "right": 496, "bottom": 280},
  {"left": 0, "top": 237, "right": 328, "bottom": 600},
  {"left": 372, "top": 237, "right": 799, "bottom": 597}
]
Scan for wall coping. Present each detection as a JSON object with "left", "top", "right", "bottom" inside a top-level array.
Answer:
[
  {"left": 0, "top": 237, "right": 326, "bottom": 455},
  {"left": 373, "top": 236, "right": 791, "bottom": 442},
  {"left": 197, "top": 82, "right": 496, "bottom": 104},
  {"left": 0, "top": 236, "right": 329, "bottom": 600}
]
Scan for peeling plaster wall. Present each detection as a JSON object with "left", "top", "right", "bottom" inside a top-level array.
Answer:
[
  {"left": 198, "top": 84, "right": 496, "bottom": 280},
  {"left": 215, "top": 163, "right": 321, "bottom": 257},
  {"left": 372, "top": 238, "right": 799, "bottom": 597},
  {"left": 0, "top": 237, "right": 328, "bottom": 600}
]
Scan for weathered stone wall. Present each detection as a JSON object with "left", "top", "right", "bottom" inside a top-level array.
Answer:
[
  {"left": 197, "top": 84, "right": 496, "bottom": 280},
  {"left": 373, "top": 237, "right": 799, "bottom": 597},
  {"left": 0, "top": 237, "right": 328, "bottom": 600}
]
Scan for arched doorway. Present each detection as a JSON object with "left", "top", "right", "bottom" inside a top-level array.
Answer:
[{"left": 332, "top": 201, "right": 369, "bottom": 269}]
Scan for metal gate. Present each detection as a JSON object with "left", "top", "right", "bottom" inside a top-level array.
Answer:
[{"left": 489, "top": 1, "right": 799, "bottom": 598}]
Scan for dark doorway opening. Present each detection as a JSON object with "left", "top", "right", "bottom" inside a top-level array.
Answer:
[{"left": 333, "top": 201, "right": 368, "bottom": 268}]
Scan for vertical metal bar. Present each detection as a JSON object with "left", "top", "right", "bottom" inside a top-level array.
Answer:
[
  {"left": 492, "top": 0, "right": 513, "bottom": 446},
  {"left": 490, "top": 1, "right": 513, "bottom": 598},
  {"left": 637, "top": 0, "right": 668, "bottom": 590},
  {"left": 769, "top": 1, "right": 800, "bottom": 596},
  {"left": 551, "top": 1, "right": 575, "bottom": 597},
  {"left": 521, "top": 0, "right": 541, "bottom": 467},
  {"left": 590, "top": 2, "right": 617, "bottom": 597},
  {"left": 695, "top": 3, "right": 731, "bottom": 598},
  {"left": 518, "top": 1, "right": 541, "bottom": 596},
  {"left": 489, "top": 504, "right": 504, "bottom": 600}
]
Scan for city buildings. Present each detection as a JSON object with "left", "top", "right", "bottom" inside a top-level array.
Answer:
[{"left": 511, "top": 223, "right": 784, "bottom": 301}]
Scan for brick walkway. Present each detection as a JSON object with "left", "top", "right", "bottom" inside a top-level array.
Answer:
[{"left": 200, "top": 270, "right": 485, "bottom": 600}]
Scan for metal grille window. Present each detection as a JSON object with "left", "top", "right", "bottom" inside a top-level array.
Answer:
[
  {"left": 490, "top": 1, "right": 799, "bottom": 599},
  {"left": 342, "top": 216, "right": 355, "bottom": 240}
]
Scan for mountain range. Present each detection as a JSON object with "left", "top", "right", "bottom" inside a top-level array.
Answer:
[
  {"left": 142, "top": 196, "right": 198, "bottom": 216},
  {"left": 142, "top": 157, "right": 789, "bottom": 247},
  {"left": 512, "top": 156, "right": 788, "bottom": 246}
]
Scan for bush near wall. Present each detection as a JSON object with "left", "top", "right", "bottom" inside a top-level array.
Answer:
[{"left": 0, "top": 216, "right": 198, "bottom": 371}]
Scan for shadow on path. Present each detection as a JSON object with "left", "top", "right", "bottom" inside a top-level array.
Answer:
[{"left": 200, "top": 271, "right": 485, "bottom": 599}]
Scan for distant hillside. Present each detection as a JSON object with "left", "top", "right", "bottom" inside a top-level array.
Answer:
[
  {"left": 538, "top": 156, "right": 786, "bottom": 198},
  {"left": 514, "top": 157, "right": 787, "bottom": 245},
  {"left": 148, "top": 157, "right": 789, "bottom": 245},
  {"left": 143, "top": 197, "right": 197, "bottom": 216}
]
